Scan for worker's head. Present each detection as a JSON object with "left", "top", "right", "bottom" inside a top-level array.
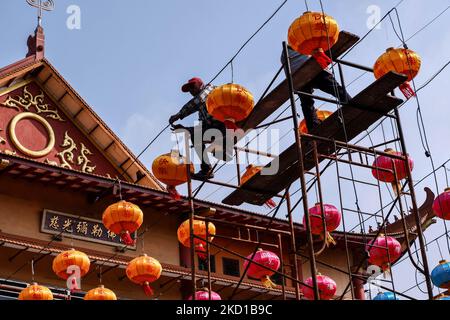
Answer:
[{"left": 181, "top": 77, "right": 204, "bottom": 96}]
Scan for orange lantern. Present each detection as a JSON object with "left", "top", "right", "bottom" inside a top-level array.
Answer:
[
  {"left": 102, "top": 200, "right": 143, "bottom": 246},
  {"left": 52, "top": 249, "right": 90, "bottom": 290},
  {"left": 288, "top": 11, "right": 340, "bottom": 69},
  {"left": 18, "top": 283, "right": 53, "bottom": 300},
  {"left": 373, "top": 47, "right": 421, "bottom": 99},
  {"left": 299, "top": 110, "right": 333, "bottom": 134},
  {"left": 152, "top": 152, "right": 194, "bottom": 200},
  {"left": 240, "top": 165, "right": 276, "bottom": 208},
  {"left": 206, "top": 83, "right": 254, "bottom": 130},
  {"left": 177, "top": 219, "right": 216, "bottom": 261},
  {"left": 84, "top": 285, "right": 117, "bottom": 300},
  {"left": 126, "top": 254, "right": 162, "bottom": 297}
]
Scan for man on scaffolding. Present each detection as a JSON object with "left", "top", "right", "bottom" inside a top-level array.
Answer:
[
  {"left": 281, "top": 45, "right": 352, "bottom": 132},
  {"left": 169, "top": 77, "right": 231, "bottom": 180}
]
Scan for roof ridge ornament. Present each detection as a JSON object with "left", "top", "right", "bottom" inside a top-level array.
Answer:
[
  {"left": 26, "top": 0, "right": 55, "bottom": 27},
  {"left": 26, "top": 1, "right": 54, "bottom": 59}
]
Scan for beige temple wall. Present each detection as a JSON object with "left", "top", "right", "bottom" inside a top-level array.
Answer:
[
  {"left": 0, "top": 174, "right": 183, "bottom": 299},
  {"left": 0, "top": 175, "right": 181, "bottom": 265},
  {"left": 0, "top": 174, "right": 359, "bottom": 300}
]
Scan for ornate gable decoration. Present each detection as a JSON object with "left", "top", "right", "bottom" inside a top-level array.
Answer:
[
  {"left": 2, "top": 86, "right": 64, "bottom": 122},
  {"left": 0, "top": 82, "right": 119, "bottom": 177}
]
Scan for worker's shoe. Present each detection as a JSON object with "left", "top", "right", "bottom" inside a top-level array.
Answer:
[{"left": 191, "top": 169, "right": 214, "bottom": 181}]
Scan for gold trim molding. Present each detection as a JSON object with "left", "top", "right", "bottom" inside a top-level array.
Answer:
[{"left": 9, "top": 112, "right": 55, "bottom": 158}]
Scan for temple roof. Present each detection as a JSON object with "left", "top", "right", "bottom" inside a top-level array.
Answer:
[{"left": 0, "top": 27, "right": 163, "bottom": 190}]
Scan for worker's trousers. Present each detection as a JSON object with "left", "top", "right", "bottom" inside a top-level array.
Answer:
[{"left": 299, "top": 71, "right": 352, "bottom": 131}]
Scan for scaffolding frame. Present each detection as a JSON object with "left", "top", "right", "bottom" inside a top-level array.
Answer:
[{"left": 182, "top": 40, "right": 434, "bottom": 300}]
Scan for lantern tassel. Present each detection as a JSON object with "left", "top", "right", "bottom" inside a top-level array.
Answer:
[
  {"left": 261, "top": 275, "right": 277, "bottom": 289},
  {"left": 382, "top": 263, "right": 391, "bottom": 278},
  {"left": 120, "top": 231, "right": 135, "bottom": 246},
  {"left": 167, "top": 186, "right": 181, "bottom": 200},
  {"left": 399, "top": 82, "right": 415, "bottom": 99},
  {"left": 224, "top": 119, "right": 238, "bottom": 131},
  {"left": 312, "top": 48, "right": 332, "bottom": 69},
  {"left": 264, "top": 199, "right": 277, "bottom": 209},
  {"left": 195, "top": 243, "right": 208, "bottom": 261},
  {"left": 326, "top": 232, "right": 337, "bottom": 247},
  {"left": 143, "top": 282, "right": 154, "bottom": 297}
]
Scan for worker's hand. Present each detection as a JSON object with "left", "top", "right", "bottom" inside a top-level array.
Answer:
[{"left": 169, "top": 114, "right": 179, "bottom": 125}]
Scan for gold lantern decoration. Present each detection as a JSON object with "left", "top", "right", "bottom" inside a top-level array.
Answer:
[
  {"left": 102, "top": 200, "right": 144, "bottom": 246},
  {"left": 18, "top": 283, "right": 53, "bottom": 300},
  {"left": 126, "top": 254, "right": 162, "bottom": 297},
  {"left": 288, "top": 11, "right": 340, "bottom": 69},
  {"left": 84, "top": 285, "right": 117, "bottom": 300},
  {"left": 152, "top": 151, "right": 194, "bottom": 200},
  {"left": 177, "top": 219, "right": 216, "bottom": 260},
  {"left": 206, "top": 83, "right": 254, "bottom": 130},
  {"left": 373, "top": 47, "right": 421, "bottom": 99}
]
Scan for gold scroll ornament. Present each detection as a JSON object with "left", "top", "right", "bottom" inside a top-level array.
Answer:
[{"left": 2, "top": 86, "right": 65, "bottom": 122}]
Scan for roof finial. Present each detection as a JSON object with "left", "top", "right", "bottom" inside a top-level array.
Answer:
[{"left": 26, "top": 0, "right": 55, "bottom": 27}]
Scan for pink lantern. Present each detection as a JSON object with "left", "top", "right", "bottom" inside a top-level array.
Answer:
[
  {"left": 243, "top": 249, "right": 281, "bottom": 288},
  {"left": 302, "top": 274, "right": 337, "bottom": 300},
  {"left": 372, "top": 149, "right": 413, "bottom": 195},
  {"left": 432, "top": 188, "right": 450, "bottom": 220},
  {"left": 304, "top": 203, "right": 341, "bottom": 246},
  {"left": 189, "top": 288, "right": 221, "bottom": 300},
  {"left": 366, "top": 235, "right": 402, "bottom": 272}
]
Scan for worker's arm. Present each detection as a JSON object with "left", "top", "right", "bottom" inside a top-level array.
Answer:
[{"left": 169, "top": 97, "right": 200, "bottom": 124}]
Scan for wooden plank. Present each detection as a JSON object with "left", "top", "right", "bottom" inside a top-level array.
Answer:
[
  {"left": 223, "top": 72, "right": 407, "bottom": 206},
  {"left": 240, "top": 31, "right": 360, "bottom": 131}
]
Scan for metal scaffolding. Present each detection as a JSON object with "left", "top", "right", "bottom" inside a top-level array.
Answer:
[{"left": 182, "top": 39, "right": 435, "bottom": 301}]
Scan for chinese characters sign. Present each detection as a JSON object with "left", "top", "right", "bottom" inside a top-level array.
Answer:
[{"left": 41, "top": 209, "right": 137, "bottom": 249}]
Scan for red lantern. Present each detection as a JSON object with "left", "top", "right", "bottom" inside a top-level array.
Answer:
[
  {"left": 188, "top": 288, "right": 221, "bottom": 300},
  {"left": 206, "top": 83, "right": 254, "bottom": 130},
  {"left": 373, "top": 47, "right": 421, "bottom": 99},
  {"left": 302, "top": 274, "right": 337, "bottom": 300},
  {"left": 366, "top": 235, "right": 402, "bottom": 272},
  {"left": 126, "top": 254, "right": 162, "bottom": 297},
  {"left": 372, "top": 149, "right": 414, "bottom": 195},
  {"left": 304, "top": 203, "right": 341, "bottom": 246},
  {"left": 177, "top": 219, "right": 216, "bottom": 261},
  {"left": 152, "top": 152, "right": 194, "bottom": 200},
  {"left": 102, "top": 200, "right": 144, "bottom": 245},
  {"left": 433, "top": 188, "right": 450, "bottom": 220},
  {"left": 243, "top": 249, "right": 280, "bottom": 288},
  {"left": 288, "top": 12, "right": 340, "bottom": 69}
]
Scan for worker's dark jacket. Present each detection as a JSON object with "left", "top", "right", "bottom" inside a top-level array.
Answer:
[{"left": 177, "top": 84, "right": 223, "bottom": 128}]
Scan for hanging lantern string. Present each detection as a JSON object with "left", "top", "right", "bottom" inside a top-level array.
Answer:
[
  {"left": 443, "top": 165, "right": 449, "bottom": 187},
  {"left": 114, "top": 178, "right": 123, "bottom": 201},
  {"left": 304, "top": 0, "right": 309, "bottom": 11},
  {"left": 436, "top": 240, "right": 444, "bottom": 261},
  {"left": 97, "top": 265, "right": 103, "bottom": 285},
  {"left": 230, "top": 60, "right": 234, "bottom": 84},
  {"left": 31, "top": 259, "right": 35, "bottom": 282},
  {"left": 141, "top": 226, "right": 148, "bottom": 254}
]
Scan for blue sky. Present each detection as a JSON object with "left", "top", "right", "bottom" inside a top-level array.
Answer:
[{"left": 1, "top": 0, "right": 449, "bottom": 299}]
